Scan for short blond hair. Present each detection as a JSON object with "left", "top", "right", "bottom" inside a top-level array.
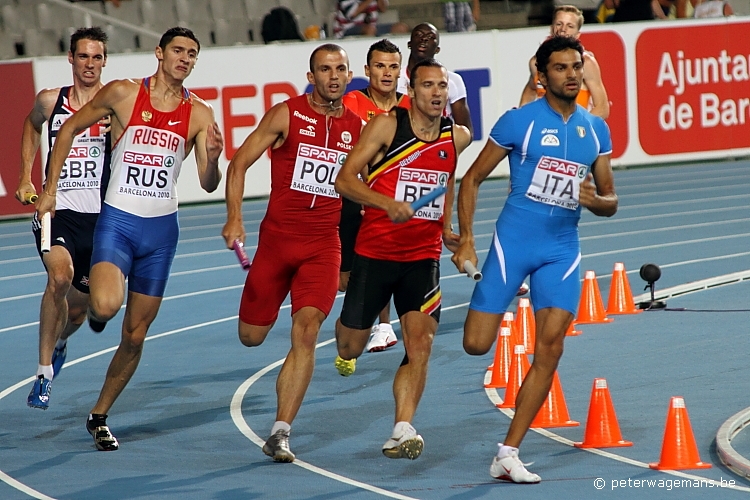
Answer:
[{"left": 552, "top": 5, "right": 584, "bottom": 30}]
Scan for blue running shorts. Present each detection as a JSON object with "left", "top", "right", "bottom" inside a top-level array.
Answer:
[
  {"left": 469, "top": 204, "right": 581, "bottom": 315},
  {"left": 91, "top": 203, "right": 179, "bottom": 297}
]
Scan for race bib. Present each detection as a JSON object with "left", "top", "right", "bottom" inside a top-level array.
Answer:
[
  {"left": 396, "top": 168, "right": 449, "bottom": 220},
  {"left": 117, "top": 150, "right": 175, "bottom": 199},
  {"left": 291, "top": 143, "right": 346, "bottom": 198},
  {"left": 526, "top": 156, "right": 587, "bottom": 210},
  {"left": 56, "top": 143, "right": 105, "bottom": 191}
]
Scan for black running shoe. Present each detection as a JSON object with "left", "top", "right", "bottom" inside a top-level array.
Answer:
[
  {"left": 86, "top": 416, "right": 119, "bottom": 451},
  {"left": 88, "top": 317, "right": 107, "bottom": 333}
]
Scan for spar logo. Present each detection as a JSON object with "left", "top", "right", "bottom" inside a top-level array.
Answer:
[
  {"left": 537, "top": 157, "right": 586, "bottom": 179},
  {"left": 399, "top": 169, "right": 440, "bottom": 184},
  {"left": 124, "top": 151, "right": 166, "bottom": 167}
]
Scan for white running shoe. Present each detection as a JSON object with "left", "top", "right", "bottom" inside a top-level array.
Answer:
[
  {"left": 516, "top": 283, "right": 530, "bottom": 297},
  {"left": 382, "top": 428, "right": 424, "bottom": 460},
  {"left": 366, "top": 323, "right": 398, "bottom": 352},
  {"left": 490, "top": 449, "right": 541, "bottom": 483}
]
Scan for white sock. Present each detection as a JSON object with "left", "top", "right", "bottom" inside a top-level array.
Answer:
[
  {"left": 392, "top": 421, "right": 415, "bottom": 439},
  {"left": 37, "top": 364, "right": 53, "bottom": 380},
  {"left": 271, "top": 421, "right": 291, "bottom": 435},
  {"left": 55, "top": 339, "right": 67, "bottom": 350},
  {"left": 497, "top": 443, "right": 518, "bottom": 459}
]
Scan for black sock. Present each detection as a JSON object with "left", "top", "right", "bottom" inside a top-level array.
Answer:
[{"left": 89, "top": 413, "right": 108, "bottom": 426}]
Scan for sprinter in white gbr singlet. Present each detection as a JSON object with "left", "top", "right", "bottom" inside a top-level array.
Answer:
[
  {"left": 15, "top": 28, "right": 110, "bottom": 411},
  {"left": 36, "top": 27, "right": 223, "bottom": 452}
]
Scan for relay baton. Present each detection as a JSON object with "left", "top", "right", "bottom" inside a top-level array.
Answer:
[
  {"left": 24, "top": 193, "right": 38, "bottom": 204},
  {"left": 410, "top": 185, "right": 447, "bottom": 211},
  {"left": 463, "top": 260, "right": 482, "bottom": 282},
  {"left": 233, "top": 239, "right": 251, "bottom": 270},
  {"left": 40, "top": 212, "right": 51, "bottom": 253}
]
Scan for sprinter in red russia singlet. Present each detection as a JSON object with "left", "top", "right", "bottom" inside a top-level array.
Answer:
[
  {"left": 36, "top": 27, "right": 223, "bottom": 452},
  {"left": 105, "top": 75, "right": 191, "bottom": 217},
  {"left": 333, "top": 59, "right": 472, "bottom": 461},
  {"left": 222, "top": 44, "right": 361, "bottom": 464},
  {"left": 339, "top": 39, "right": 412, "bottom": 354}
]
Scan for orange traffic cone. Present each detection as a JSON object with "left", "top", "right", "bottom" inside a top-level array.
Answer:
[
  {"left": 514, "top": 298, "right": 536, "bottom": 354},
  {"left": 574, "top": 379, "right": 632, "bottom": 448},
  {"left": 489, "top": 312, "right": 515, "bottom": 370},
  {"left": 576, "top": 271, "right": 613, "bottom": 324},
  {"left": 606, "top": 263, "right": 643, "bottom": 315},
  {"left": 649, "top": 397, "right": 711, "bottom": 470},
  {"left": 485, "top": 327, "right": 512, "bottom": 389},
  {"left": 566, "top": 321, "right": 582, "bottom": 337},
  {"left": 498, "top": 345, "right": 530, "bottom": 409},
  {"left": 530, "top": 371, "right": 579, "bottom": 428}
]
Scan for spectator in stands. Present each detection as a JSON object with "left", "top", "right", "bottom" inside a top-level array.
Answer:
[
  {"left": 611, "top": 0, "right": 655, "bottom": 21},
  {"left": 333, "top": 0, "right": 389, "bottom": 39},
  {"left": 673, "top": 0, "right": 733, "bottom": 17},
  {"left": 652, "top": 0, "right": 678, "bottom": 18},
  {"left": 520, "top": 5, "right": 609, "bottom": 119},
  {"left": 442, "top": 0, "right": 480, "bottom": 32},
  {"left": 692, "top": 0, "right": 734, "bottom": 16},
  {"left": 262, "top": 7, "right": 304, "bottom": 43}
]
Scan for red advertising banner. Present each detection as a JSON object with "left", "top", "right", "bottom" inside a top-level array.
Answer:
[
  {"left": 0, "top": 61, "right": 38, "bottom": 218},
  {"left": 637, "top": 22, "right": 750, "bottom": 155},
  {"left": 580, "top": 32, "right": 628, "bottom": 159}
]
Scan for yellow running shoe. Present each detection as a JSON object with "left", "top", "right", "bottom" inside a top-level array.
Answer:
[{"left": 334, "top": 355, "right": 356, "bottom": 376}]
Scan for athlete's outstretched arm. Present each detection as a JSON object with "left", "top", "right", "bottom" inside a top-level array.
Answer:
[
  {"left": 190, "top": 100, "right": 223, "bottom": 193},
  {"left": 519, "top": 56, "right": 538, "bottom": 107},
  {"left": 35, "top": 80, "right": 129, "bottom": 218},
  {"left": 222, "top": 102, "right": 288, "bottom": 248},
  {"left": 452, "top": 139, "right": 508, "bottom": 272},
  {"left": 583, "top": 53, "right": 610, "bottom": 119},
  {"left": 334, "top": 113, "right": 415, "bottom": 223},
  {"left": 16, "top": 89, "right": 56, "bottom": 204},
  {"left": 579, "top": 154, "right": 617, "bottom": 217}
]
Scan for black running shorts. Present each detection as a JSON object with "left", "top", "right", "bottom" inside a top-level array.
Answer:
[{"left": 340, "top": 254, "right": 441, "bottom": 330}]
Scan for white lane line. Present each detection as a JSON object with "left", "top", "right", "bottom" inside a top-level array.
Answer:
[
  {"left": 483, "top": 372, "right": 750, "bottom": 492},
  {"left": 581, "top": 217, "right": 750, "bottom": 242},
  {"left": 0, "top": 256, "right": 38, "bottom": 266},
  {"left": 229, "top": 346, "right": 419, "bottom": 500},
  {"left": 0, "top": 271, "right": 46, "bottom": 282},
  {"left": 0, "top": 322, "right": 39, "bottom": 334},
  {"left": 0, "top": 316, "right": 239, "bottom": 499},
  {"left": 1, "top": 292, "right": 416, "bottom": 500},
  {"left": 0, "top": 292, "right": 43, "bottom": 304},
  {"left": 0, "top": 471, "right": 55, "bottom": 500}
]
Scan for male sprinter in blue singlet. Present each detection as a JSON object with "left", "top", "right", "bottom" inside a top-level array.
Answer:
[
  {"left": 36, "top": 27, "right": 223, "bottom": 451},
  {"left": 16, "top": 27, "right": 110, "bottom": 410},
  {"left": 452, "top": 35, "right": 617, "bottom": 483}
]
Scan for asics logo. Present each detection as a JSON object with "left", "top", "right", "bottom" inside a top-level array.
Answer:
[{"left": 168, "top": 120, "right": 181, "bottom": 126}]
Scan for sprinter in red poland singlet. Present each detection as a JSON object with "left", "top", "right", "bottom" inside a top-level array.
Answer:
[
  {"left": 333, "top": 60, "right": 472, "bottom": 461},
  {"left": 222, "top": 44, "right": 362, "bottom": 463}
]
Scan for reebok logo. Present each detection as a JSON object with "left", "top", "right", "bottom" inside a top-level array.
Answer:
[
  {"left": 294, "top": 110, "right": 317, "bottom": 125},
  {"left": 168, "top": 120, "right": 181, "bottom": 126}
]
